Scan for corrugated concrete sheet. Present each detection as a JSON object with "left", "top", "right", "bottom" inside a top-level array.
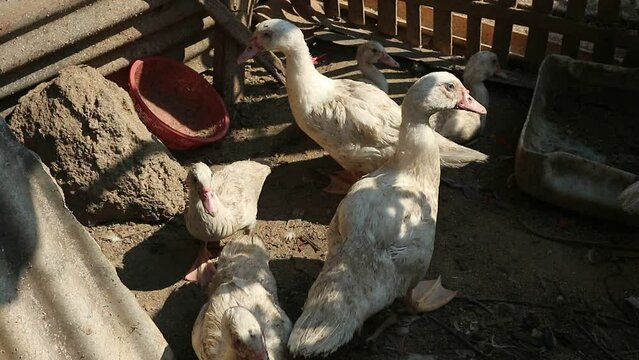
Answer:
[{"left": 0, "top": 116, "right": 174, "bottom": 360}]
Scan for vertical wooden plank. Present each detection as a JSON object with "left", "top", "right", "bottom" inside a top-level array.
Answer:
[
  {"left": 347, "top": 0, "right": 365, "bottom": 25},
  {"left": 214, "top": 0, "right": 249, "bottom": 108},
  {"left": 405, "top": 0, "right": 422, "bottom": 47},
  {"left": 560, "top": 0, "right": 587, "bottom": 58},
  {"left": 491, "top": 20, "right": 513, "bottom": 67},
  {"left": 466, "top": 15, "right": 481, "bottom": 58},
  {"left": 323, "top": 0, "right": 340, "bottom": 18},
  {"left": 524, "top": 0, "right": 553, "bottom": 71},
  {"left": 378, "top": 0, "right": 397, "bottom": 36},
  {"left": 593, "top": 0, "right": 620, "bottom": 64},
  {"left": 433, "top": 8, "right": 452, "bottom": 54}
]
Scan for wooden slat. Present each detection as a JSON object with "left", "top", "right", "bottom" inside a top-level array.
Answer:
[
  {"left": 524, "top": 0, "right": 553, "bottom": 70},
  {"left": 593, "top": 0, "right": 620, "bottom": 64},
  {"left": 405, "top": 0, "right": 423, "bottom": 47},
  {"left": 466, "top": 15, "right": 481, "bottom": 58},
  {"left": 347, "top": 0, "right": 365, "bottom": 25},
  {"left": 491, "top": 20, "right": 512, "bottom": 66},
  {"left": 323, "top": 0, "right": 340, "bottom": 18},
  {"left": 560, "top": 0, "right": 587, "bottom": 58},
  {"left": 433, "top": 8, "right": 452, "bottom": 54},
  {"left": 377, "top": 0, "right": 397, "bottom": 35}
]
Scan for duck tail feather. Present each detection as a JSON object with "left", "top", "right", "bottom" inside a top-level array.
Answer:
[{"left": 287, "top": 263, "right": 369, "bottom": 358}]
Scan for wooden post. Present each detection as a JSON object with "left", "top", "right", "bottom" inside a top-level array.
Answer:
[
  {"left": 378, "top": 0, "right": 397, "bottom": 36},
  {"left": 347, "top": 0, "right": 365, "bottom": 25},
  {"left": 560, "top": 0, "right": 587, "bottom": 58},
  {"left": 432, "top": 8, "right": 452, "bottom": 54},
  {"left": 465, "top": 15, "right": 482, "bottom": 58},
  {"left": 405, "top": 0, "right": 423, "bottom": 47},
  {"left": 214, "top": 0, "right": 250, "bottom": 109},
  {"left": 593, "top": 0, "right": 620, "bottom": 64},
  {"left": 524, "top": 0, "right": 553, "bottom": 71},
  {"left": 323, "top": 0, "right": 340, "bottom": 18}
]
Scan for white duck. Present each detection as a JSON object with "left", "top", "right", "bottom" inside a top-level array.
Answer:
[
  {"left": 356, "top": 40, "right": 400, "bottom": 93},
  {"left": 192, "top": 234, "right": 292, "bottom": 360},
  {"left": 429, "top": 51, "right": 507, "bottom": 144},
  {"left": 184, "top": 161, "right": 271, "bottom": 281},
  {"left": 620, "top": 181, "right": 639, "bottom": 214},
  {"left": 287, "top": 72, "right": 487, "bottom": 357},
  {"left": 238, "top": 19, "right": 488, "bottom": 194}
]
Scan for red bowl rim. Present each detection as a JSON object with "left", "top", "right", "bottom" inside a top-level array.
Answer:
[{"left": 128, "top": 56, "right": 230, "bottom": 145}]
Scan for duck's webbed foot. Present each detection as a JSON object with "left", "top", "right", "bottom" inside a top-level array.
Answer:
[
  {"left": 407, "top": 276, "right": 457, "bottom": 313},
  {"left": 184, "top": 243, "right": 215, "bottom": 283}
]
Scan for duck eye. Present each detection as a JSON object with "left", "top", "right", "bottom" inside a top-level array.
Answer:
[
  {"left": 371, "top": 48, "right": 378, "bottom": 53},
  {"left": 445, "top": 83, "right": 455, "bottom": 92},
  {"left": 263, "top": 31, "right": 271, "bottom": 38}
]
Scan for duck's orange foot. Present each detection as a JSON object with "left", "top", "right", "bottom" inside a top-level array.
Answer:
[
  {"left": 407, "top": 276, "right": 457, "bottom": 313},
  {"left": 322, "top": 170, "right": 362, "bottom": 195},
  {"left": 184, "top": 244, "right": 214, "bottom": 284}
]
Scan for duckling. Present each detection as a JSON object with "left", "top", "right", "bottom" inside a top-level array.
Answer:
[
  {"left": 184, "top": 161, "right": 270, "bottom": 281},
  {"left": 356, "top": 40, "right": 400, "bottom": 93},
  {"left": 429, "top": 51, "right": 508, "bottom": 144},
  {"left": 192, "top": 235, "right": 291, "bottom": 360}
]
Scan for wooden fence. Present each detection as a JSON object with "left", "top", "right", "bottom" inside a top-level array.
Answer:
[{"left": 321, "top": 0, "right": 639, "bottom": 69}]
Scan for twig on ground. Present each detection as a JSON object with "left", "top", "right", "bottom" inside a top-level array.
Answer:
[
  {"left": 578, "top": 325, "right": 622, "bottom": 360},
  {"left": 456, "top": 296, "right": 495, "bottom": 315},
  {"left": 300, "top": 234, "right": 321, "bottom": 252},
  {"left": 518, "top": 216, "right": 639, "bottom": 252},
  {"left": 424, "top": 314, "right": 490, "bottom": 359}
]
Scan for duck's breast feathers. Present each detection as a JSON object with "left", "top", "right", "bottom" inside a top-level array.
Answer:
[{"left": 332, "top": 172, "right": 437, "bottom": 251}]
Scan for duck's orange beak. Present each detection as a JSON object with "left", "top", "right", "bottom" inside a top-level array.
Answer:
[
  {"left": 457, "top": 87, "right": 487, "bottom": 114},
  {"left": 237, "top": 36, "right": 264, "bottom": 64}
]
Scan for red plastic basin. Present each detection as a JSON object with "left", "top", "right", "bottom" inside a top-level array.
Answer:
[{"left": 128, "top": 57, "right": 230, "bottom": 151}]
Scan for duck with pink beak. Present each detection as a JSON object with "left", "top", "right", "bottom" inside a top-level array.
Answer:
[
  {"left": 183, "top": 161, "right": 271, "bottom": 283},
  {"left": 356, "top": 40, "right": 400, "bottom": 94},
  {"left": 237, "top": 19, "right": 488, "bottom": 195}
]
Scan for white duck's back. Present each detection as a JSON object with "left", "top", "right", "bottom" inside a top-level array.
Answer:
[
  {"left": 193, "top": 235, "right": 291, "bottom": 360},
  {"left": 192, "top": 279, "right": 292, "bottom": 360},
  {"left": 185, "top": 161, "right": 271, "bottom": 242}
]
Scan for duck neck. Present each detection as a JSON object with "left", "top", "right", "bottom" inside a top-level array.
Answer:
[
  {"left": 358, "top": 61, "right": 388, "bottom": 93},
  {"left": 392, "top": 107, "right": 441, "bottom": 184},
  {"left": 282, "top": 42, "right": 332, "bottom": 100}
]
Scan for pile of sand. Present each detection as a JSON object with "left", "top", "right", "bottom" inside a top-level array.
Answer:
[{"left": 9, "top": 65, "right": 186, "bottom": 225}]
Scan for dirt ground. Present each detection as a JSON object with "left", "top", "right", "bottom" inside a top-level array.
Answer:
[{"left": 87, "top": 41, "right": 639, "bottom": 360}]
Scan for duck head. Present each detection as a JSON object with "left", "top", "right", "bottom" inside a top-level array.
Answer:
[
  {"left": 238, "top": 19, "right": 303, "bottom": 63},
  {"left": 223, "top": 307, "right": 269, "bottom": 360},
  {"left": 357, "top": 40, "right": 400, "bottom": 68},
  {"left": 187, "top": 162, "right": 218, "bottom": 215},
  {"left": 463, "top": 51, "right": 509, "bottom": 85},
  {"left": 403, "top": 71, "right": 487, "bottom": 119}
]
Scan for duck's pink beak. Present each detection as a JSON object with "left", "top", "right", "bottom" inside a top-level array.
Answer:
[
  {"left": 237, "top": 37, "right": 264, "bottom": 64},
  {"left": 457, "top": 87, "right": 487, "bottom": 114},
  {"left": 379, "top": 52, "right": 400, "bottom": 68},
  {"left": 199, "top": 187, "right": 218, "bottom": 214}
]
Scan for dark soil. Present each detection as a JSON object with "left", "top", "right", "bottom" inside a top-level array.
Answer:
[
  {"left": 88, "top": 42, "right": 639, "bottom": 360},
  {"left": 549, "top": 82, "right": 639, "bottom": 174}
]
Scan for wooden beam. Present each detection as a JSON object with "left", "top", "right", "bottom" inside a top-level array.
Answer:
[
  {"left": 323, "top": 0, "right": 340, "bottom": 18},
  {"left": 560, "top": 0, "right": 587, "bottom": 58},
  {"left": 377, "top": 0, "right": 397, "bottom": 35},
  {"left": 197, "top": 0, "right": 286, "bottom": 86},
  {"left": 592, "top": 0, "right": 620, "bottom": 64},
  {"left": 524, "top": 0, "right": 553, "bottom": 71},
  {"left": 432, "top": 8, "right": 452, "bottom": 54},
  {"left": 213, "top": 0, "right": 248, "bottom": 107},
  {"left": 347, "top": 0, "right": 365, "bottom": 24},
  {"left": 491, "top": 20, "right": 512, "bottom": 66},
  {"left": 405, "top": 0, "right": 423, "bottom": 46},
  {"left": 465, "top": 15, "right": 482, "bottom": 58}
]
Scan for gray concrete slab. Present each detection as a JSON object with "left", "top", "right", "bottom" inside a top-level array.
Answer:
[{"left": 0, "top": 116, "right": 174, "bottom": 360}]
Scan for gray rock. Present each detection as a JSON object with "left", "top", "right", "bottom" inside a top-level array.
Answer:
[{"left": 8, "top": 65, "right": 186, "bottom": 225}]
